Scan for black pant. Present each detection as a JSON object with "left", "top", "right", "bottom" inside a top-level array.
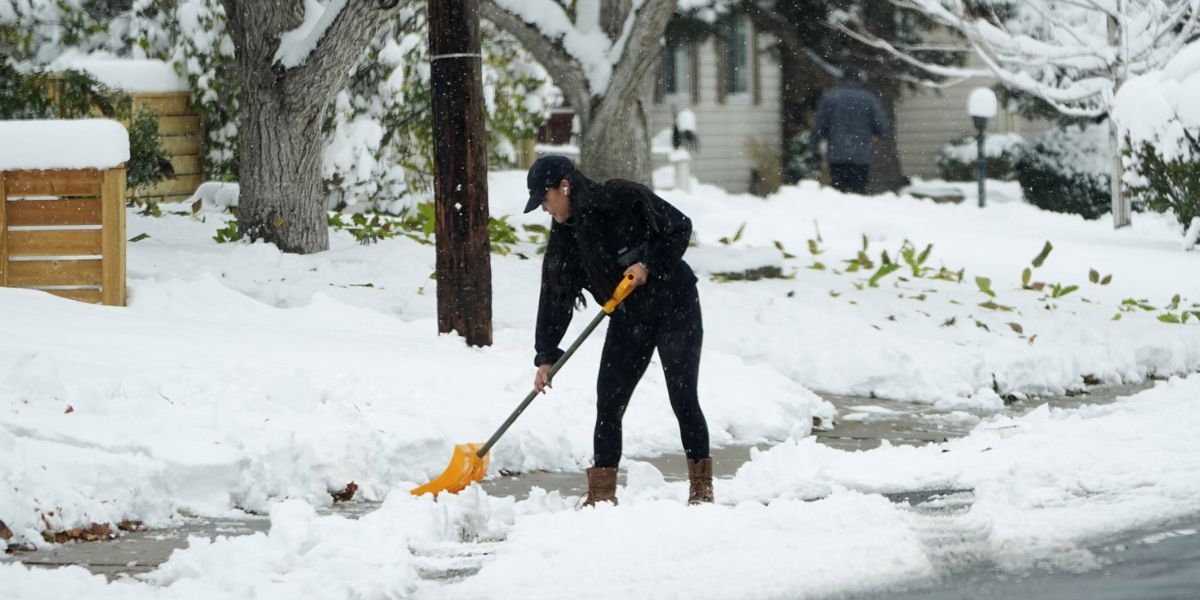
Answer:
[
  {"left": 830, "top": 162, "right": 870, "bottom": 194},
  {"left": 593, "top": 286, "right": 709, "bottom": 468}
]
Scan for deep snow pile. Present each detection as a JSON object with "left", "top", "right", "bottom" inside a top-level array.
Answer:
[
  {"left": 1, "top": 172, "right": 1199, "bottom": 596},
  {"left": 2, "top": 376, "right": 1198, "bottom": 599}
]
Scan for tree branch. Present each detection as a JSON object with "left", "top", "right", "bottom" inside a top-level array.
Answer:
[
  {"left": 592, "top": 0, "right": 675, "bottom": 126},
  {"left": 480, "top": 0, "right": 591, "bottom": 123},
  {"left": 285, "top": 0, "right": 397, "bottom": 103}
]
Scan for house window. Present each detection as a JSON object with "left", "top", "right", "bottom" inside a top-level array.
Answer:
[
  {"left": 723, "top": 16, "right": 751, "bottom": 97},
  {"left": 663, "top": 41, "right": 693, "bottom": 101}
]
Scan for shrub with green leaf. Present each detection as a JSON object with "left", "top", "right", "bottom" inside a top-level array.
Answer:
[
  {"left": 782, "top": 132, "right": 822, "bottom": 184},
  {"left": 1124, "top": 129, "right": 1200, "bottom": 231}
]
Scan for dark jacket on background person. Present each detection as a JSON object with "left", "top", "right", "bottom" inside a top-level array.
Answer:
[
  {"left": 533, "top": 173, "right": 697, "bottom": 367},
  {"left": 809, "top": 81, "right": 889, "bottom": 165}
]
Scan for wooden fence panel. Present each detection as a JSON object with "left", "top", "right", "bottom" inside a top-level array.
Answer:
[
  {"left": 6, "top": 169, "right": 103, "bottom": 197},
  {"left": 7, "top": 198, "right": 102, "bottom": 227},
  {"left": 0, "top": 172, "right": 7, "bottom": 286},
  {"left": 132, "top": 94, "right": 190, "bottom": 116},
  {"left": 162, "top": 135, "right": 201, "bottom": 156},
  {"left": 158, "top": 115, "right": 202, "bottom": 136},
  {"left": 1, "top": 167, "right": 125, "bottom": 305},
  {"left": 7, "top": 229, "right": 103, "bottom": 257},
  {"left": 45, "top": 288, "right": 103, "bottom": 303},
  {"left": 7, "top": 259, "right": 103, "bottom": 287},
  {"left": 101, "top": 168, "right": 126, "bottom": 306}
]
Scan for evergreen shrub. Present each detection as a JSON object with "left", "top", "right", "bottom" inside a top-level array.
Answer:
[
  {"left": 1126, "top": 129, "right": 1200, "bottom": 231},
  {"left": 937, "top": 133, "right": 1024, "bottom": 181},
  {"left": 1015, "top": 123, "right": 1112, "bottom": 220}
]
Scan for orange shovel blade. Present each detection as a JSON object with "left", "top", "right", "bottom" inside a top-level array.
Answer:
[{"left": 410, "top": 443, "right": 490, "bottom": 497}]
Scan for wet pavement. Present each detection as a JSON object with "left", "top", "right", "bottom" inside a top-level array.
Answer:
[
  {"left": 851, "top": 517, "right": 1200, "bottom": 600},
  {"left": 9, "top": 381, "right": 1198, "bottom": 599}
]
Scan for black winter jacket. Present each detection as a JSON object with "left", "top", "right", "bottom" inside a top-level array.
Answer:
[{"left": 533, "top": 174, "right": 697, "bottom": 366}]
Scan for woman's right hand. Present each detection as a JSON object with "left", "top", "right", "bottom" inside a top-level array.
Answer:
[{"left": 534, "top": 363, "right": 553, "bottom": 394}]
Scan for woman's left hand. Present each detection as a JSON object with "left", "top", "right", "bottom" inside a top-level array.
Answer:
[{"left": 624, "top": 262, "right": 649, "bottom": 287}]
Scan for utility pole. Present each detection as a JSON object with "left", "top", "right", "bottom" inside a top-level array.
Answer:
[{"left": 429, "top": 0, "right": 492, "bottom": 346}]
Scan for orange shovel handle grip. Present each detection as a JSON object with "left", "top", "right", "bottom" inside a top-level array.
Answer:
[{"left": 602, "top": 273, "right": 637, "bottom": 314}]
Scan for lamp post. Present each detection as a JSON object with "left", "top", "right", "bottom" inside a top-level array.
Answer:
[{"left": 968, "top": 87, "right": 998, "bottom": 208}]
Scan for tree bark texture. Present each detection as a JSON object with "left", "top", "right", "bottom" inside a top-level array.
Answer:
[
  {"left": 481, "top": 0, "right": 676, "bottom": 184},
  {"left": 1107, "top": 13, "right": 1131, "bottom": 228},
  {"left": 429, "top": 0, "right": 493, "bottom": 347},
  {"left": 860, "top": 0, "right": 907, "bottom": 193},
  {"left": 866, "top": 77, "right": 906, "bottom": 193},
  {"left": 220, "top": 0, "right": 396, "bottom": 254}
]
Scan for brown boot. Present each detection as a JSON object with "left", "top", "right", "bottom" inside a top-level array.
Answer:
[
  {"left": 583, "top": 467, "right": 619, "bottom": 507},
  {"left": 687, "top": 458, "right": 714, "bottom": 505}
]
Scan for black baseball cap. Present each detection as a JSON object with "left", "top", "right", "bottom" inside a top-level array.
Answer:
[{"left": 524, "top": 155, "right": 575, "bottom": 213}]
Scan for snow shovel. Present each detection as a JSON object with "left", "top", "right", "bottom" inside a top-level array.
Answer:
[{"left": 410, "top": 273, "right": 639, "bottom": 497}]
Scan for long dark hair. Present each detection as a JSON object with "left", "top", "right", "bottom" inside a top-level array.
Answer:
[{"left": 540, "top": 169, "right": 592, "bottom": 309}]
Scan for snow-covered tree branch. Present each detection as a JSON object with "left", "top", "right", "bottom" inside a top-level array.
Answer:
[
  {"left": 849, "top": 0, "right": 1200, "bottom": 227},
  {"left": 481, "top": 0, "right": 677, "bottom": 183}
]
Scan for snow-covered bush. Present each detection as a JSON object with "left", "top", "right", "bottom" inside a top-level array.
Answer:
[
  {"left": 937, "top": 133, "right": 1025, "bottom": 182},
  {"left": 1112, "top": 39, "right": 1200, "bottom": 232},
  {"left": 1014, "top": 122, "right": 1113, "bottom": 220}
]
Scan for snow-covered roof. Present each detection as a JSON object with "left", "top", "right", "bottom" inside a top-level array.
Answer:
[
  {"left": 49, "top": 51, "right": 189, "bottom": 93},
  {"left": 0, "top": 119, "right": 130, "bottom": 171}
]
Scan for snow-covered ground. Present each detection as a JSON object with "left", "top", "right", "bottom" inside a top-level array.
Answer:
[{"left": 2, "top": 173, "right": 1199, "bottom": 598}]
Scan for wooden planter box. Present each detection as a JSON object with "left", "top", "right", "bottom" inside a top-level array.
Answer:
[
  {"left": 0, "top": 167, "right": 127, "bottom": 306},
  {"left": 130, "top": 92, "right": 204, "bottom": 204}
]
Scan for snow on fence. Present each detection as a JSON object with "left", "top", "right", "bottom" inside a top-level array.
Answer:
[
  {"left": 45, "top": 55, "right": 203, "bottom": 204},
  {"left": 0, "top": 120, "right": 129, "bottom": 306}
]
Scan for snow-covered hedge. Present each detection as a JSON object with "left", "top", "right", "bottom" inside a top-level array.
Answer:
[
  {"left": 937, "top": 132, "right": 1025, "bottom": 182},
  {"left": 1014, "top": 122, "right": 1113, "bottom": 220}
]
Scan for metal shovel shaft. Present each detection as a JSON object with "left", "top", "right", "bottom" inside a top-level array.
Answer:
[{"left": 476, "top": 309, "right": 607, "bottom": 457}]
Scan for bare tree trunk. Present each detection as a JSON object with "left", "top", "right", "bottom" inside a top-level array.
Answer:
[
  {"left": 238, "top": 88, "right": 329, "bottom": 252},
  {"left": 580, "top": 78, "right": 654, "bottom": 183},
  {"left": 861, "top": 0, "right": 906, "bottom": 194},
  {"left": 1108, "top": 11, "right": 1131, "bottom": 228},
  {"left": 221, "top": 0, "right": 396, "bottom": 254},
  {"left": 867, "top": 77, "right": 906, "bottom": 193},
  {"left": 429, "top": 0, "right": 493, "bottom": 347}
]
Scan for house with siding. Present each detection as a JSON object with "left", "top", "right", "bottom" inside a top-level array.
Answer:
[
  {"left": 539, "top": 17, "right": 1043, "bottom": 194},
  {"left": 649, "top": 13, "right": 781, "bottom": 194},
  {"left": 645, "top": 16, "right": 1045, "bottom": 192}
]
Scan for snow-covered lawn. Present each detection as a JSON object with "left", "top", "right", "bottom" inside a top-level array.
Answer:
[{"left": 2, "top": 174, "right": 1199, "bottom": 597}]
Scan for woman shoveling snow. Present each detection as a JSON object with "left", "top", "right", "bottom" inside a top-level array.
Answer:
[{"left": 525, "top": 155, "right": 714, "bottom": 507}]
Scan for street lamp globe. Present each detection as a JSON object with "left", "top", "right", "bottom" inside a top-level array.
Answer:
[
  {"left": 968, "top": 87, "right": 998, "bottom": 130},
  {"left": 967, "top": 87, "right": 998, "bottom": 208}
]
